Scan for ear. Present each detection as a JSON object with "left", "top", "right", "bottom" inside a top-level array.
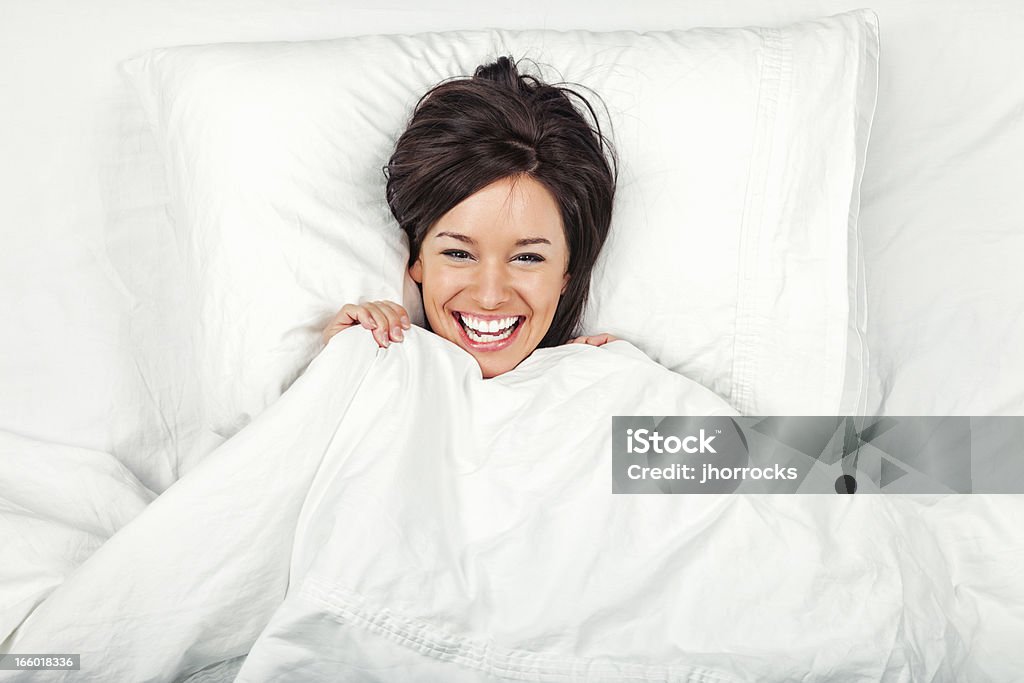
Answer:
[
  {"left": 561, "top": 272, "right": 570, "bottom": 295},
  {"left": 410, "top": 258, "right": 423, "bottom": 284}
]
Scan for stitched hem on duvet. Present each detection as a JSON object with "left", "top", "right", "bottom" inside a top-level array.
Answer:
[{"left": 299, "top": 577, "right": 745, "bottom": 683}]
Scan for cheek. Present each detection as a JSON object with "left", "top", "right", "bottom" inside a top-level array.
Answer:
[
  {"left": 535, "top": 272, "right": 567, "bottom": 311},
  {"left": 419, "top": 267, "right": 464, "bottom": 322},
  {"left": 422, "top": 267, "right": 459, "bottom": 300}
]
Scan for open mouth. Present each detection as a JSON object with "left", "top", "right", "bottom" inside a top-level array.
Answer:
[{"left": 452, "top": 312, "right": 525, "bottom": 348}]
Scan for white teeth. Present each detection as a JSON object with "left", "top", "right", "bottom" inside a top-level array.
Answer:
[
  {"left": 459, "top": 313, "right": 519, "bottom": 334},
  {"left": 466, "top": 324, "right": 515, "bottom": 343}
]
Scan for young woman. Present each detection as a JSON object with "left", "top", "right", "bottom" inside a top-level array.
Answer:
[{"left": 321, "top": 56, "right": 619, "bottom": 378}]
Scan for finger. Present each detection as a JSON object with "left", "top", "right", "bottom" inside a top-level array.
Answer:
[
  {"left": 375, "top": 300, "right": 409, "bottom": 341},
  {"left": 361, "top": 302, "right": 393, "bottom": 347},
  {"left": 364, "top": 301, "right": 403, "bottom": 344},
  {"left": 349, "top": 306, "right": 385, "bottom": 347},
  {"left": 323, "top": 305, "right": 360, "bottom": 345},
  {"left": 589, "top": 334, "right": 619, "bottom": 347},
  {"left": 379, "top": 300, "right": 412, "bottom": 330},
  {"left": 339, "top": 305, "right": 374, "bottom": 331}
]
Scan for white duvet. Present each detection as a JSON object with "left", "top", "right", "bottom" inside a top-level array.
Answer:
[{"left": 2, "top": 329, "right": 1021, "bottom": 682}]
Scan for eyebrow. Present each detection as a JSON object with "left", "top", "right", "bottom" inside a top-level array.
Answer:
[{"left": 433, "top": 231, "right": 552, "bottom": 247}]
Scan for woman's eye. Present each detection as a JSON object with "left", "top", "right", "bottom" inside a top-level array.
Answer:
[
  {"left": 442, "top": 250, "right": 472, "bottom": 260},
  {"left": 515, "top": 254, "right": 545, "bottom": 264}
]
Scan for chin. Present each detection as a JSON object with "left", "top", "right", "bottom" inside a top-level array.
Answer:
[{"left": 475, "top": 357, "right": 514, "bottom": 379}]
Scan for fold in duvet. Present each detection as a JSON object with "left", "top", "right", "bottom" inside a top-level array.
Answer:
[{"left": 2, "top": 328, "right": 1017, "bottom": 682}]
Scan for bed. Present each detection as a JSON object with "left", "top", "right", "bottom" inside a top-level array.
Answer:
[{"left": 1, "top": 1, "right": 1022, "bottom": 681}]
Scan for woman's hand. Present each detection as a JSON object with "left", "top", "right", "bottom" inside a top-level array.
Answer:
[
  {"left": 321, "top": 300, "right": 411, "bottom": 348},
  {"left": 567, "top": 333, "right": 619, "bottom": 347}
]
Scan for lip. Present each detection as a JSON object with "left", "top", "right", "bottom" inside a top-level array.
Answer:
[{"left": 451, "top": 311, "right": 524, "bottom": 352}]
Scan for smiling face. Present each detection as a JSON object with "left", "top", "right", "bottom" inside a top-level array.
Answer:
[{"left": 409, "top": 175, "right": 569, "bottom": 378}]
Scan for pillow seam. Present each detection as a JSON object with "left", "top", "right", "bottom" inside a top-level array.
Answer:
[{"left": 729, "top": 27, "right": 790, "bottom": 414}]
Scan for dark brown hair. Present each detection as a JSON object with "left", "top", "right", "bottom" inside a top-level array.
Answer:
[{"left": 384, "top": 55, "right": 617, "bottom": 348}]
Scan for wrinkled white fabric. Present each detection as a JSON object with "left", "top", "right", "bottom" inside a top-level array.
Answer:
[
  {"left": 0, "top": 434, "right": 155, "bottom": 645},
  {"left": 4, "top": 329, "right": 1019, "bottom": 682},
  {"left": 0, "top": 328, "right": 725, "bottom": 679}
]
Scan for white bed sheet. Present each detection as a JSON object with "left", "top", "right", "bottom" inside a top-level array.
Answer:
[
  {"left": 5, "top": 330, "right": 1021, "bottom": 682},
  {"left": 0, "top": 431, "right": 154, "bottom": 647}
]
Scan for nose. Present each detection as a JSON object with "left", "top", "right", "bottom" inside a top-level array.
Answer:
[{"left": 470, "top": 259, "right": 512, "bottom": 309}]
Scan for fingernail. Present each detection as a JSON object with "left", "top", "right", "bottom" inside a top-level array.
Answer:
[
  {"left": 392, "top": 326, "right": 403, "bottom": 341},
  {"left": 401, "top": 316, "right": 410, "bottom": 328}
]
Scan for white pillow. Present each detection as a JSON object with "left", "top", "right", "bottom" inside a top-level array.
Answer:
[{"left": 122, "top": 10, "right": 877, "bottom": 443}]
